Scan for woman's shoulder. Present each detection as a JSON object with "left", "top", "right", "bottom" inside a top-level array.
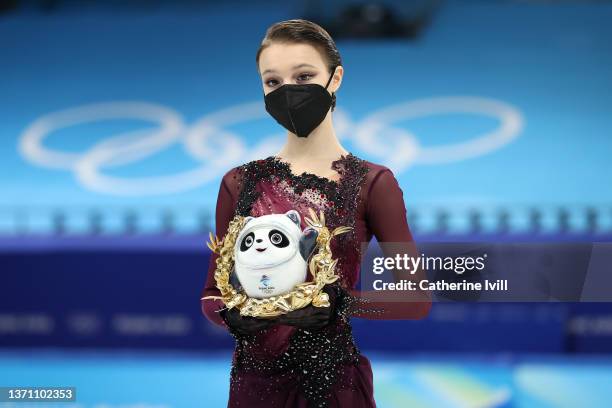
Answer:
[
  {"left": 361, "top": 158, "right": 391, "bottom": 173},
  {"left": 345, "top": 156, "right": 405, "bottom": 205},
  {"left": 218, "top": 160, "right": 250, "bottom": 191},
  {"left": 348, "top": 158, "right": 408, "bottom": 217},
  {"left": 349, "top": 155, "right": 396, "bottom": 182},
  {"left": 219, "top": 165, "right": 241, "bottom": 184},
  {"left": 235, "top": 155, "right": 289, "bottom": 171},
  {"left": 219, "top": 155, "right": 278, "bottom": 184}
]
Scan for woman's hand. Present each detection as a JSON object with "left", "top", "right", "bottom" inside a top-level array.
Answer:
[
  {"left": 276, "top": 285, "right": 338, "bottom": 331},
  {"left": 220, "top": 307, "right": 277, "bottom": 336}
]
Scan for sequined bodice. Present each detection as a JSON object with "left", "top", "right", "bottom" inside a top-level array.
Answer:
[{"left": 227, "top": 154, "right": 370, "bottom": 407}]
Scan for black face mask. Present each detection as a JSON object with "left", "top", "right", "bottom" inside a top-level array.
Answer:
[{"left": 264, "top": 67, "right": 336, "bottom": 138}]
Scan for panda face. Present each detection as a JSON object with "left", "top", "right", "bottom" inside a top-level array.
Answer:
[
  {"left": 235, "top": 226, "right": 297, "bottom": 269},
  {"left": 239, "top": 229, "right": 290, "bottom": 252}
]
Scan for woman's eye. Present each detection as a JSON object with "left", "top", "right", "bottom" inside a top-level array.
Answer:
[
  {"left": 265, "top": 73, "right": 314, "bottom": 88},
  {"left": 297, "top": 73, "right": 314, "bottom": 82}
]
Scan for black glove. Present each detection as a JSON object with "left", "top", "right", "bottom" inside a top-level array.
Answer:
[
  {"left": 276, "top": 285, "right": 338, "bottom": 331},
  {"left": 220, "top": 307, "right": 277, "bottom": 336}
]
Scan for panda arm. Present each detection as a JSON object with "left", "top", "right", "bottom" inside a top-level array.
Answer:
[
  {"left": 299, "top": 227, "right": 319, "bottom": 261},
  {"left": 200, "top": 170, "right": 239, "bottom": 327},
  {"left": 349, "top": 169, "right": 432, "bottom": 320}
]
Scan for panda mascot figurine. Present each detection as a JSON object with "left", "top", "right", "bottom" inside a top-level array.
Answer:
[{"left": 233, "top": 210, "right": 318, "bottom": 299}]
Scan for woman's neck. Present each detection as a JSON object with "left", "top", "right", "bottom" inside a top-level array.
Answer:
[{"left": 275, "top": 115, "right": 348, "bottom": 162}]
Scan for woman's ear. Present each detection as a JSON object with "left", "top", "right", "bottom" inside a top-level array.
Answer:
[{"left": 331, "top": 65, "right": 343, "bottom": 93}]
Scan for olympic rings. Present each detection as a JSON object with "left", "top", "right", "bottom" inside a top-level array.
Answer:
[{"left": 18, "top": 96, "right": 524, "bottom": 196}]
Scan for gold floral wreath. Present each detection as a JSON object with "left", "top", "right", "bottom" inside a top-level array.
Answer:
[{"left": 201, "top": 208, "right": 351, "bottom": 318}]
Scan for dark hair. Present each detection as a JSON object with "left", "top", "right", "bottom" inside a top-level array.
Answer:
[{"left": 256, "top": 19, "right": 342, "bottom": 111}]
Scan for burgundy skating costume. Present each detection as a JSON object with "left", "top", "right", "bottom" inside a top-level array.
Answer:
[{"left": 201, "top": 153, "right": 431, "bottom": 407}]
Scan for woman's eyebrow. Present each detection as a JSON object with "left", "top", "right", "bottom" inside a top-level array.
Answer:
[{"left": 262, "top": 63, "right": 318, "bottom": 75}]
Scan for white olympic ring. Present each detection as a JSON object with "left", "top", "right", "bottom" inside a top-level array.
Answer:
[
  {"left": 18, "top": 96, "right": 524, "bottom": 196},
  {"left": 355, "top": 96, "right": 524, "bottom": 170}
]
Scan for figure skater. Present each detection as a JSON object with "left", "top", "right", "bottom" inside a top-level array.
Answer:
[{"left": 201, "top": 19, "right": 431, "bottom": 408}]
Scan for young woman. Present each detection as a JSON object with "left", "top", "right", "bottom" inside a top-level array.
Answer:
[{"left": 201, "top": 19, "right": 431, "bottom": 408}]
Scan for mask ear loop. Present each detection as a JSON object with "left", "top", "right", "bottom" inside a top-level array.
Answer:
[
  {"left": 326, "top": 66, "right": 338, "bottom": 111},
  {"left": 324, "top": 66, "right": 337, "bottom": 90}
]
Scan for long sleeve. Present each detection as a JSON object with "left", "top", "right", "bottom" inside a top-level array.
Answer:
[
  {"left": 349, "top": 168, "right": 432, "bottom": 320},
  {"left": 200, "top": 169, "right": 240, "bottom": 327}
]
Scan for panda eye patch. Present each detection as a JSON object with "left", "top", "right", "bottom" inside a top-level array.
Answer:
[
  {"left": 269, "top": 229, "right": 289, "bottom": 247},
  {"left": 240, "top": 232, "right": 255, "bottom": 252}
]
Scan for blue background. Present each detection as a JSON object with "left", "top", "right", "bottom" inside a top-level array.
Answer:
[{"left": 1, "top": 0, "right": 611, "bottom": 235}]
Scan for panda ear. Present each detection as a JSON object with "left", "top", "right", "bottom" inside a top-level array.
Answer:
[
  {"left": 285, "top": 210, "right": 301, "bottom": 227},
  {"left": 243, "top": 216, "right": 254, "bottom": 225}
]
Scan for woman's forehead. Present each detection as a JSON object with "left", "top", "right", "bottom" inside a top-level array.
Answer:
[{"left": 259, "top": 43, "right": 326, "bottom": 73}]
